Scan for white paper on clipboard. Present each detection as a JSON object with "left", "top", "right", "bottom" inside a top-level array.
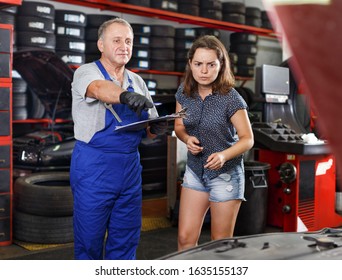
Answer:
[{"left": 114, "top": 108, "right": 188, "bottom": 132}]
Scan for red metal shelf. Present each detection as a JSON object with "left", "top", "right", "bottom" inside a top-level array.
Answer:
[
  {"left": 130, "top": 69, "right": 184, "bottom": 77},
  {"left": 13, "top": 118, "right": 72, "bottom": 124},
  {"left": 0, "top": 0, "right": 21, "bottom": 8},
  {"left": 52, "top": 0, "right": 277, "bottom": 38}
]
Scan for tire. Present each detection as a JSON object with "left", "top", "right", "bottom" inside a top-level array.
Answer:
[
  {"left": 229, "top": 43, "right": 258, "bottom": 55},
  {"left": 12, "top": 92, "right": 28, "bottom": 107},
  {"left": 175, "top": 28, "right": 197, "bottom": 39},
  {"left": 150, "top": 60, "right": 175, "bottom": 72},
  {"left": 12, "top": 76, "right": 27, "bottom": 93},
  {"left": 56, "top": 24, "right": 85, "bottom": 39},
  {"left": 195, "top": 27, "right": 220, "bottom": 38},
  {"left": 246, "top": 7, "right": 262, "bottom": 18},
  {"left": 132, "top": 47, "right": 150, "bottom": 59},
  {"left": 12, "top": 106, "right": 28, "bottom": 120},
  {"left": 222, "top": 2, "right": 245, "bottom": 14},
  {"left": 175, "top": 39, "right": 194, "bottom": 51},
  {"left": 151, "top": 49, "right": 175, "bottom": 60},
  {"left": 16, "top": 16, "right": 55, "bottom": 33},
  {"left": 133, "top": 35, "right": 150, "bottom": 47},
  {"left": 13, "top": 210, "right": 73, "bottom": 244},
  {"left": 222, "top": 13, "right": 245, "bottom": 25},
  {"left": 16, "top": 31, "right": 56, "bottom": 50},
  {"left": 124, "top": 0, "right": 150, "bottom": 7},
  {"left": 85, "top": 27, "right": 98, "bottom": 41},
  {"left": 17, "top": 1, "right": 55, "bottom": 19},
  {"left": 0, "top": 11, "right": 16, "bottom": 25},
  {"left": 200, "top": 0, "right": 221, "bottom": 10},
  {"left": 236, "top": 54, "right": 256, "bottom": 66},
  {"left": 150, "top": 25, "right": 175, "bottom": 37},
  {"left": 14, "top": 172, "right": 73, "bottom": 217},
  {"left": 27, "top": 89, "right": 45, "bottom": 119},
  {"left": 150, "top": 37, "right": 175, "bottom": 49},
  {"left": 200, "top": 10, "right": 222, "bottom": 21},
  {"left": 57, "top": 51, "right": 85, "bottom": 66},
  {"left": 55, "top": 36, "right": 86, "bottom": 53},
  {"left": 178, "top": 4, "right": 199, "bottom": 16},
  {"left": 127, "top": 58, "right": 150, "bottom": 70},
  {"left": 55, "top": 10, "right": 87, "bottom": 27},
  {"left": 230, "top": 32, "right": 258, "bottom": 44},
  {"left": 86, "top": 14, "right": 118, "bottom": 28},
  {"left": 131, "top": 24, "right": 151, "bottom": 36},
  {"left": 150, "top": 0, "right": 177, "bottom": 11}
]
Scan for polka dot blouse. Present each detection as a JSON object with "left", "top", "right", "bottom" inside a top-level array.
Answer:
[{"left": 176, "top": 84, "right": 248, "bottom": 181}]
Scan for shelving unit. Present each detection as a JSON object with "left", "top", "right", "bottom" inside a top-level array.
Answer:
[
  {"left": 50, "top": 0, "right": 274, "bottom": 90},
  {"left": 0, "top": 22, "right": 14, "bottom": 246},
  {"left": 52, "top": 0, "right": 276, "bottom": 38},
  {"left": 0, "top": 0, "right": 21, "bottom": 246},
  {"left": 54, "top": 0, "right": 260, "bottom": 97}
]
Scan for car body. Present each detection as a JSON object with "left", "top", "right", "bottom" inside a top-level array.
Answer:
[
  {"left": 160, "top": 227, "right": 342, "bottom": 260},
  {"left": 13, "top": 130, "right": 75, "bottom": 171}
]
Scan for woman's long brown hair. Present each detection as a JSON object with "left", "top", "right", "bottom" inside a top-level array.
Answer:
[{"left": 183, "top": 35, "right": 235, "bottom": 98}]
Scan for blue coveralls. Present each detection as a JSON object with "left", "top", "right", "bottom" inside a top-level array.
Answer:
[{"left": 70, "top": 61, "right": 148, "bottom": 260}]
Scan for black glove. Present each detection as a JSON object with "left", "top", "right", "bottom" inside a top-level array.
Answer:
[
  {"left": 150, "top": 121, "right": 169, "bottom": 135},
  {"left": 119, "top": 91, "right": 153, "bottom": 116}
]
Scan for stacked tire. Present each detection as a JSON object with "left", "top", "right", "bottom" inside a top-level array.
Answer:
[
  {"left": 0, "top": 5, "right": 16, "bottom": 26},
  {"left": 222, "top": 1, "right": 246, "bottom": 25},
  {"left": 127, "top": 23, "right": 151, "bottom": 70},
  {"left": 245, "top": 7, "right": 262, "bottom": 28},
  {"left": 12, "top": 69, "right": 46, "bottom": 120},
  {"left": 13, "top": 172, "right": 74, "bottom": 244},
  {"left": 11, "top": 71, "right": 28, "bottom": 120},
  {"left": 261, "top": 11, "right": 274, "bottom": 30},
  {"left": 144, "top": 78, "right": 158, "bottom": 96},
  {"left": 174, "top": 27, "right": 197, "bottom": 72},
  {"left": 199, "top": 0, "right": 222, "bottom": 21},
  {"left": 151, "top": 0, "right": 178, "bottom": 12},
  {"left": 139, "top": 137, "right": 168, "bottom": 194},
  {"left": 16, "top": 1, "right": 56, "bottom": 51},
  {"left": 178, "top": 0, "right": 199, "bottom": 16},
  {"left": 55, "top": 10, "right": 87, "bottom": 66},
  {"left": 229, "top": 32, "right": 258, "bottom": 78},
  {"left": 123, "top": 0, "right": 150, "bottom": 7},
  {"left": 150, "top": 25, "right": 176, "bottom": 72}
]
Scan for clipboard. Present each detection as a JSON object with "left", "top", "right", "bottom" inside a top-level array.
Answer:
[{"left": 114, "top": 108, "right": 188, "bottom": 132}]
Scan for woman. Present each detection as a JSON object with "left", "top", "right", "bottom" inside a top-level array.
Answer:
[{"left": 174, "top": 35, "right": 254, "bottom": 251}]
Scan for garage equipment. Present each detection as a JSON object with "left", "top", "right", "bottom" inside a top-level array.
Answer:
[{"left": 253, "top": 64, "right": 342, "bottom": 232}]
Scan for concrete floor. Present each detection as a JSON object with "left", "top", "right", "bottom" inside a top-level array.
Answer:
[{"left": 0, "top": 225, "right": 212, "bottom": 260}]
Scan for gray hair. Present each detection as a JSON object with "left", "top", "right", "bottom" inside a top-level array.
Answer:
[{"left": 98, "top": 17, "right": 134, "bottom": 39}]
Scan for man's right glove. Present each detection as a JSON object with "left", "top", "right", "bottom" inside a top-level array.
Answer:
[{"left": 119, "top": 91, "right": 153, "bottom": 116}]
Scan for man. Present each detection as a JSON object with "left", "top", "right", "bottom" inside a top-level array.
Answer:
[{"left": 70, "top": 18, "right": 167, "bottom": 260}]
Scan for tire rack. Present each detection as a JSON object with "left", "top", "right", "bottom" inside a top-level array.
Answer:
[{"left": 0, "top": 22, "right": 14, "bottom": 246}]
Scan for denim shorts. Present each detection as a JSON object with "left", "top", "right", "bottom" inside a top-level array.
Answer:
[{"left": 182, "top": 165, "right": 246, "bottom": 202}]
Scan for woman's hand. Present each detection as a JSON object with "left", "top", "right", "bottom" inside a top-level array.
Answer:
[
  {"left": 186, "top": 136, "right": 203, "bottom": 155},
  {"left": 204, "top": 152, "right": 226, "bottom": 170}
]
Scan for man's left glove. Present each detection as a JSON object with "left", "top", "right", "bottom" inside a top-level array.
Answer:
[{"left": 150, "top": 121, "right": 170, "bottom": 135}]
